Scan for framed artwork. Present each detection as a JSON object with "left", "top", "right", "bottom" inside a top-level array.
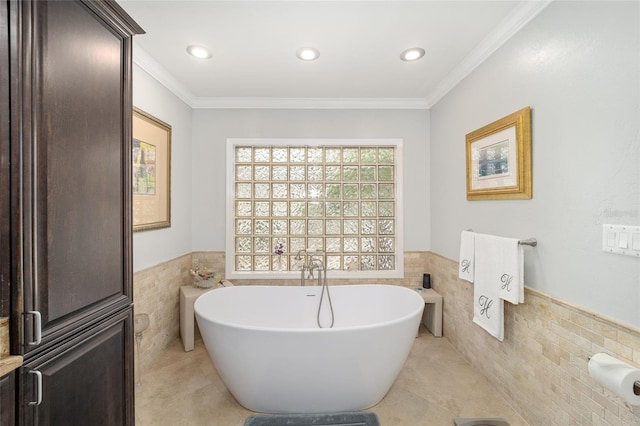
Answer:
[
  {"left": 132, "top": 107, "right": 171, "bottom": 231},
  {"left": 466, "top": 106, "right": 532, "bottom": 200}
]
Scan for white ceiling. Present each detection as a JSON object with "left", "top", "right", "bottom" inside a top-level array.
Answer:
[{"left": 119, "top": 1, "right": 551, "bottom": 109}]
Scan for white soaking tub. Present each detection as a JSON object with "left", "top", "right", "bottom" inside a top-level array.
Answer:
[{"left": 194, "top": 284, "right": 424, "bottom": 414}]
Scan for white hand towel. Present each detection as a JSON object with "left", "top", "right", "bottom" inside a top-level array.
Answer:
[
  {"left": 458, "top": 231, "right": 475, "bottom": 282},
  {"left": 496, "top": 237, "right": 524, "bottom": 305},
  {"left": 472, "top": 234, "right": 504, "bottom": 341}
]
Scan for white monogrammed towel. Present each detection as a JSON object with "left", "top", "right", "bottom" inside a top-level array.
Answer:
[
  {"left": 472, "top": 233, "right": 504, "bottom": 341},
  {"left": 496, "top": 237, "right": 524, "bottom": 305},
  {"left": 458, "top": 231, "right": 475, "bottom": 282}
]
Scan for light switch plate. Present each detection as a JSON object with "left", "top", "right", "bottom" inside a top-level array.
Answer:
[{"left": 603, "top": 224, "right": 640, "bottom": 257}]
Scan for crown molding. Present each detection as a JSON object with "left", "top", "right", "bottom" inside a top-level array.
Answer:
[
  {"left": 190, "top": 97, "right": 429, "bottom": 109},
  {"left": 425, "top": 0, "right": 553, "bottom": 108},
  {"left": 133, "top": 0, "right": 553, "bottom": 110}
]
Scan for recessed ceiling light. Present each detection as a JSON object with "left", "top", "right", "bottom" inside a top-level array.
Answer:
[
  {"left": 186, "top": 45, "right": 212, "bottom": 59},
  {"left": 400, "top": 47, "right": 425, "bottom": 62},
  {"left": 296, "top": 47, "right": 320, "bottom": 61}
]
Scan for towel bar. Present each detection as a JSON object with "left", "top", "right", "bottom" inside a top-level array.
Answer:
[{"left": 465, "top": 229, "right": 537, "bottom": 247}]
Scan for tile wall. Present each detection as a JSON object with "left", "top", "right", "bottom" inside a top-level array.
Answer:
[
  {"left": 425, "top": 253, "right": 640, "bottom": 426},
  {"left": 133, "top": 250, "right": 640, "bottom": 425}
]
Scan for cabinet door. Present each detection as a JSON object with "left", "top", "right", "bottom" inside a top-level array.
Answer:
[
  {"left": 18, "top": 308, "right": 134, "bottom": 426},
  {"left": 0, "top": 371, "right": 15, "bottom": 426},
  {"left": 10, "top": 0, "right": 141, "bottom": 356}
]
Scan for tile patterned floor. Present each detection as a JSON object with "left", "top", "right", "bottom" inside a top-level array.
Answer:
[{"left": 135, "top": 327, "right": 529, "bottom": 426}]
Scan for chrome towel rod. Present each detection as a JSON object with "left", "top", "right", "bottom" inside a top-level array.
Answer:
[{"left": 465, "top": 229, "right": 537, "bottom": 247}]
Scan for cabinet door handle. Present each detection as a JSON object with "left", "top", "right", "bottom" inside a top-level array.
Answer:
[
  {"left": 26, "top": 310, "right": 42, "bottom": 346},
  {"left": 28, "top": 370, "right": 43, "bottom": 406}
]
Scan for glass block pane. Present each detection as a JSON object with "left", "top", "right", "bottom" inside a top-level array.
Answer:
[
  {"left": 361, "top": 184, "right": 377, "bottom": 199},
  {"left": 236, "top": 255, "right": 252, "bottom": 271},
  {"left": 379, "top": 166, "right": 394, "bottom": 181},
  {"left": 272, "top": 201, "right": 287, "bottom": 216},
  {"left": 308, "top": 219, "right": 323, "bottom": 234},
  {"left": 255, "top": 201, "right": 270, "bottom": 216},
  {"left": 326, "top": 256, "right": 341, "bottom": 270},
  {"left": 236, "top": 183, "right": 251, "bottom": 198},
  {"left": 361, "top": 255, "right": 376, "bottom": 270},
  {"left": 290, "top": 201, "right": 306, "bottom": 216},
  {"left": 236, "top": 147, "right": 252, "bottom": 163},
  {"left": 236, "top": 219, "right": 252, "bottom": 234},
  {"left": 360, "top": 166, "right": 375, "bottom": 181},
  {"left": 378, "top": 201, "right": 394, "bottom": 217},
  {"left": 325, "top": 148, "right": 341, "bottom": 163},
  {"left": 326, "top": 238, "right": 341, "bottom": 252},
  {"left": 272, "top": 166, "right": 288, "bottom": 180},
  {"left": 379, "top": 183, "right": 394, "bottom": 199},
  {"left": 379, "top": 255, "right": 395, "bottom": 270},
  {"left": 289, "top": 166, "right": 305, "bottom": 180},
  {"left": 290, "top": 219, "right": 306, "bottom": 235},
  {"left": 254, "top": 255, "right": 270, "bottom": 270},
  {"left": 326, "top": 184, "right": 341, "bottom": 199},
  {"left": 272, "top": 255, "right": 288, "bottom": 271},
  {"left": 325, "top": 166, "right": 341, "bottom": 181},
  {"left": 326, "top": 219, "right": 341, "bottom": 234},
  {"left": 236, "top": 237, "right": 252, "bottom": 252},
  {"left": 254, "top": 183, "right": 270, "bottom": 198},
  {"left": 343, "top": 166, "right": 358, "bottom": 181},
  {"left": 272, "top": 183, "right": 288, "bottom": 198},
  {"left": 236, "top": 165, "right": 252, "bottom": 180},
  {"left": 326, "top": 202, "right": 341, "bottom": 216},
  {"left": 379, "top": 148, "right": 394, "bottom": 163},
  {"left": 237, "top": 201, "right": 252, "bottom": 216},
  {"left": 361, "top": 237, "right": 376, "bottom": 252},
  {"left": 255, "top": 219, "right": 269, "bottom": 234},
  {"left": 255, "top": 148, "right": 270, "bottom": 162},
  {"left": 343, "top": 201, "right": 358, "bottom": 216},
  {"left": 361, "top": 219, "right": 376, "bottom": 234},
  {"left": 308, "top": 202, "right": 324, "bottom": 216},
  {"left": 308, "top": 148, "right": 323, "bottom": 162},
  {"left": 307, "top": 238, "right": 323, "bottom": 250},
  {"left": 379, "top": 237, "right": 394, "bottom": 252},
  {"left": 361, "top": 201, "right": 376, "bottom": 217},
  {"left": 290, "top": 147, "right": 305, "bottom": 162},
  {"left": 343, "top": 148, "right": 358, "bottom": 163},
  {"left": 308, "top": 183, "right": 323, "bottom": 199},
  {"left": 290, "top": 183, "right": 306, "bottom": 199},
  {"left": 344, "top": 237, "right": 359, "bottom": 252},
  {"left": 272, "top": 147, "right": 288, "bottom": 162},
  {"left": 379, "top": 219, "right": 394, "bottom": 235},
  {"left": 254, "top": 237, "right": 270, "bottom": 253},
  {"left": 254, "top": 165, "right": 270, "bottom": 181},
  {"left": 290, "top": 238, "right": 306, "bottom": 253},
  {"left": 344, "top": 256, "right": 359, "bottom": 270},
  {"left": 344, "top": 220, "right": 358, "bottom": 235},
  {"left": 272, "top": 219, "right": 287, "bottom": 234},
  {"left": 360, "top": 148, "right": 377, "bottom": 163},
  {"left": 308, "top": 166, "right": 323, "bottom": 181},
  {"left": 343, "top": 184, "right": 358, "bottom": 199}
]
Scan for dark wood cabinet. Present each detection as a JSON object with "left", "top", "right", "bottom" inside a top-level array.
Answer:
[
  {"left": 18, "top": 310, "right": 133, "bottom": 426},
  {"left": 1, "top": 1, "right": 143, "bottom": 424},
  {"left": 0, "top": 371, "right": 15, "bottom": 425}
]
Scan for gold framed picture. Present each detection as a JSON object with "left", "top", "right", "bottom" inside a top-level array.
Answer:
[
  {"left": 132, "top": 107, "right": 171, "bottom": 231},
  {"left": 466, "top": 106, "right": 532, "bottom": 200}
]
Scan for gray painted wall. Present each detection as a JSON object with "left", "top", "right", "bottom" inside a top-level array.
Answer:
[{"left": 430, "top": 1, "right": 640, "bottom": 326}]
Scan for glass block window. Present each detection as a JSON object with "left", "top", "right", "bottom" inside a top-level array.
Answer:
[{"left": 227, "top": 139, "right": 403, "bottom": 278}]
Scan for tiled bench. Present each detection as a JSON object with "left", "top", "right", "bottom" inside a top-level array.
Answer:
[{"left": 416, "top": 288, "right": 443, "bottom": 337}]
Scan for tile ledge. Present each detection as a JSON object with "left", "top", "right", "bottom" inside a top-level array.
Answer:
[{"left": 0, "top": 355, "right": 23, "bottom": 377}]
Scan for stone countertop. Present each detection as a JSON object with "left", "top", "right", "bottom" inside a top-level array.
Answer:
[{"left": 0, "top": 317, "right": 23, "bottom": 376}]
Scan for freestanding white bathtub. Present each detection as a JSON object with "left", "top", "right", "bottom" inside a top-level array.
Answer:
[{"left": 194, "top": 284, "right": 425, "bottom": 414}]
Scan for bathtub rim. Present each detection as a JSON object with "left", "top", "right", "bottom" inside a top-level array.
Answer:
[{"left": 194, "top": 284, "right": 425, "bottom": 334}]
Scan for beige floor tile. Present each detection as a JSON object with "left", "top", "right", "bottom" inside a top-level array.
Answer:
[{"left": 136, "top": 327, "right": 529, "bottom": 426}]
